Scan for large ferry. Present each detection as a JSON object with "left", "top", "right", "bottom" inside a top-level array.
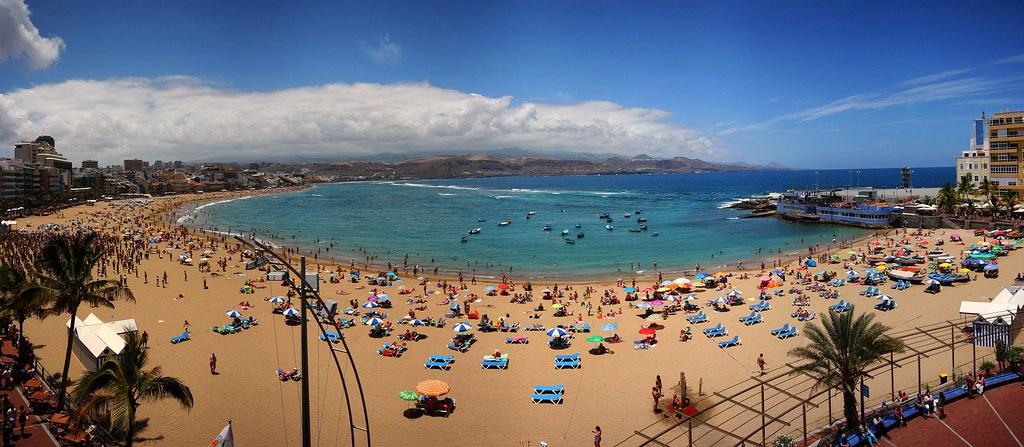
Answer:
[{"left": 775, "top": 191, "right": 895, "bottom": 228}]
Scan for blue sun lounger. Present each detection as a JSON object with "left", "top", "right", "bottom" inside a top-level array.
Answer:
[
  {"left": 534, "top": 384, "right": 565, "bottom": 394},
  {"left": 424, "top": 360, "right": 451, "bottom": 370},
  {"left": 319, "top": 330, "right": 341, "bottom": 342},
  {"left": 532, "top": 393, "right": 564, "bottom": 404},
  {"left": 554, "top": 353, "right": 581, "bottom": 361},
  {"left": 482, "top": 359, "right": 509, "bottom": 369},
  {"left": 702, "top": 323, "right": 723, "bottom": 335},
  {"left": 429, "top": 355, "right": 454, "bottom": 363},
  {"left": 705, "top": 325, "right": 728, "bottom": 337},
  {"left": 776, "top": 327, "right": 799, "bottom": 339},
  {"left": 555, "top": 359, "right": 582, "bottom": 369},
  {"left": 770, "top": 323, "right": 791, "bottom": 336},
  {"left": 170, "top": 330, "right": 190, "bottom": 344},
  {"left": 686, "top": 311, "right": 708, "bottom": 324},
  {"left": 718, "top": 336, "right": 741, "bottom": 348},
  {"left": 738, "top": 311, "right": 757, "bottom": 323},
  {"left": 749, "top": 300, "right": 771, "bottom": 312},
  {"left": 829, "top": 300, "right": 850, "bottom": 312}
]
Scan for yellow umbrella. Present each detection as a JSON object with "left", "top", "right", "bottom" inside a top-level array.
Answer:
[
  {"left": 656, "top": 287, "right": 671, "bottom": 293},
  {"left": 713, "top": 272, "right": 726, "bottom": 277},
  {"left": 673, "top": 277, "right": 691, "bottom": 286},
  {"left": 938, "top": 263, "right": 952, "bottom": 268},
  {"left": 416, "top": 380, "right": 451, "bottom": 397},
  {"left": 959, "top": 268, "right": 971, "bottom": 273},
  {"left": 551, "top": 303, "right": 564, "bottom": 309},
  {"left": 875, "top": 264, "right": 888, "bottom": 271}
]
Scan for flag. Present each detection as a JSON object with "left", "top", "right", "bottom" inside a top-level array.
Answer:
[{"left": 211, "top": 421, "right": 233, "bottom": 447}]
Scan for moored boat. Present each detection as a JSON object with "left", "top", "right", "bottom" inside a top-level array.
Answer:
[
  {"left": 605, "top": 225, "right": 614, "bottom": 231},
  {"left": 468, "top": 228, "right": 481, "bottom": 235}
]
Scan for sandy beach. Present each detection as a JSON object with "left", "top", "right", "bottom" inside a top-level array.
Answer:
[{"left": 4, "top": 193, "right": 1011, "bottom": 446}]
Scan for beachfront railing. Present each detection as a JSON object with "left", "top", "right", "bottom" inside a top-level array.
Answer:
[
  {"left": 622, "top": 308, "right": 1022, "bottom": 447},
  {"left": 30, "top": 356, "right": 119, "bottom": 446}
]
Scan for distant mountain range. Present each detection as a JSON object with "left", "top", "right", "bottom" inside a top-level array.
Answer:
[{"left": 254, "top": 153, "right": 787, "bottom": 180}]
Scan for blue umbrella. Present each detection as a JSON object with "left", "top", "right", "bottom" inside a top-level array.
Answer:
[
  {"left": 449, "top": 304, "right": 460, "bottom": 310},
  {"left": 546, "top": 327, "right": 569, "bottom": 337},
  {"left": 695, "top": 273, "right": 709, "bottom": 280},
  {"left": 366, "top": 317, "right": 383, "bottom": 326},
  {"left": 726, "top": 289, "right": 742, "bottom": 297},
  {"left": 376, "top": 294, "right": 391, "bottom": 301},
  {"left": 269, "top": 296, "right": 286, "bottom": 305},
  {"left": 876, "top": 294, "right": 893, "bottom": 301},
  {"left": 484, "top": 285, "right": 497, "bottom": 291},
  {"left": 226, "top": 310, "right": 242, "bottom": 318},
  {"left": 363, "top": 301, "right": 379, "bottom": 308},
  {"left": 283, "top": 308, "right": 300, "bottom": 318},
  {"left": 452, "top": 322, "right": 472, "bottom": 333},
  {"left": 624, "top": 287, "right": 636, "bottom": 293},
  {"left": 602, "top": 323, "right": 618, "bottom": 332}
]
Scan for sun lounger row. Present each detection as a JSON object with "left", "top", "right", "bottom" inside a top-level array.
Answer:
[
  {"left": 860, "top": 286, "right": 880, "bottom": 297},
  {"left": 319, "top": 330, "right": 342, "bottom": 343},
  {"left": 770, "top": 323, "right": 799, "bottom": 339},
  {"left": 749, "top": 300, "right": 771, "bottom": 312},
  {"left": 703, "top": 324, "right": 728, "bottom": 337},
  {"left": 377, "top": 342, "right": 407, "bottom": 357},
  {"left": 554, "top": 353, "right": 581, "bottom": 369},
  {"left": 875, "top": 297, "right": 897, "bottom": 311},
  {"left": 829, "top": 300, "right": 851, "bottom": 313},
  {"left": 739, "top": 311, "right": 763, "bottom": 326},
  {"left": 686, "top": 311, "right": 708, "bottom": 324},
  {"left": 424, "top": 355, "right": 454, "bottom": 370},
  {"left": 891, "top": 280, "right": 911, "bottom": 290},
  {"left": 532, "top": 384, "right": 565, "bottom": 404}
]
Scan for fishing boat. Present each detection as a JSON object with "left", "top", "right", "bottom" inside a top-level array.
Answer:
[
  {"left": 561, "top": 229, "right": 569, "bottom": 236},
  {"left": 575, "top": 223, "right": 581, "bottom": 228},
  {"left": 542, "top": 224, "right": 552, "bottom": 231},
  {"left": 624, "top": 213, "right": 631, "bottom": 218},
  {"left": 605, "top": 225, "right": 614, "bottom": 231},
  {"left": 576, "top": 232, "right": 584, "bottom": 239},
  {"left": 927, "top": 272, "right": 969, "bottom": 285},
  {"left": 527, "top": 211, "right": 536, "bottom": 216},
  {"left": 637, "top": 217, "right": 647, "bottom": 223},
  {"left": 639, "top": 224, "right": 648, "bottom": 231},
  {"left": 460, "top": 236, "right": 468, "bottom": 243},
  {"left": 564, "top": 238, "right": 576, "bottom": 245},
  {"left": 598, "top": 213, "right": 610, "bottom": 219},
  {"left": 468, "top": 228, "right": 481, "bottom": 235},
  {"left": 628, "top": 228, "right": 642, "bottom": 233},
  {"left": 498, "top": 220, "right": 511, "bottom": 226},
  {"left": 887, "top": 269, "right": 924, "bottom": 283},
  {"left": 926, "top": 250, "right": 946, "bottom": 259}
]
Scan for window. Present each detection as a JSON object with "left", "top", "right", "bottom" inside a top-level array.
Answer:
[
  {"left": 991, "top": 165, "right": 1018, "bottom": 174},
  {"left": 975, "top": 175, "right": 980, "bottom": 181}
]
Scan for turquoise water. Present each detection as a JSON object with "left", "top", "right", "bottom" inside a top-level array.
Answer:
[{"left": 185, "top": 168, "right": 952, "bottom": 279}]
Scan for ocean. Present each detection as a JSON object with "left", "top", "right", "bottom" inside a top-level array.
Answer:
[{"left": 182, "top": 167, "right": 953, "bottom": 279}]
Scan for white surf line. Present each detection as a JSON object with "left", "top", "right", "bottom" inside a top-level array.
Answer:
[
  {"left": 937, "top": 417, "right": 974, "bottom": 447},
  {"left": 984, "top": 394, "right": 1023, "bottom": 447}
]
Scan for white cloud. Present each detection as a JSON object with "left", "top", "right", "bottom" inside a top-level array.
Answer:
[
  {"left": 996, "top": 54, "right": 1024, "bottom": 64},
  {"left": 0, "top": 77, "right": 719, "bottom": 163},
  {"left": 719, "top": 77, "right": 1018, "bottom": 136},
  {"left": 0, "top": 0, "right": 64, "bottom": 69},
  {"left": 360, "top": 34, "right": 402, "bottom": 66},
  {"left": 902, "top": 68, "right": 970, "bottom": 86}
]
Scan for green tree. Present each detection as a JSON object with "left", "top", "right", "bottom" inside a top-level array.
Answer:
[
  {"left": 789, "top": 308, "right": 905, "bottom": 430},
  {"left": 0, "top": 264, "right": 46, "bottom": 344},
  {"left": 30, "top": 233, "right": 136, "bottom": 408},
  {"left": 72, "top": 332, "right": 193, "bottom": 447},
  {"left": 957, "top": 175, "right": 975, "bottom": 199},
  {"left": 1001, "top": 191, "right": 1020, "bottom": 217},
  {"left": 936, "top": 183, "right": 958, "bottom": 215}
]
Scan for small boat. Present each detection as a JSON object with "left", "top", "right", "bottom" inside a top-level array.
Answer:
[
  {"left": 639, "top": 224, "right": 648, "bottom": 231},
  {"left": 575, "top": 223, "right": 581, "bottom": 228},
  {"left": 624, "top": 213, "right": 631, "bottom": 218},
  {"left": 498, "top": 220, "right": 511, "bottom": 226},
  {"left": 477, "top": 218, "right": 487, "bottom": 223},
  {"left": 598, "top": 213, "right": 610, "bottom": 219},
  {"left": 606, "top": 218, "right": 614, "bottom": 223},
  {"left": 635, "top": 210, "right": 642, "bottom": 214},
  {"left": 564, "top": 239, "right": 576, "bottom": 245},
  {"left": 527, "top": 211, "right": 536, "bottom": 216},
  {"left": 637, "top": 217, "right": 647, "bottom": 223},
  {"left": 576, "top": 232, "right": 584, "bottom": 239},
  {"left": 460, "top": 236, "right": 468, "bottom": 243},
  {"left": 542, "top": 224, "right": 552, "bottom": 232},
  {"left": 927, "top": 272, "right": 969, "bottom": 285},
  {"left": 561, "top": 229, "right": 569, "bottom": 236},
  {"left": 628, "top": 228, "right": 642, "bottom": 233},
  {"left": 605, "top": 225, "right": 614, "bottom": 231},
  {"left": 650, "top": 232, "right": 659, "bottom": 237},
  {"left": 887, "top": 269, "right": 924, "bottom": 283},
  {"left": 926, "top": 250, "right": 945, "bottom": 259},
  {"left": 469, "top": 228, "right": 481, "bottom": 235}
]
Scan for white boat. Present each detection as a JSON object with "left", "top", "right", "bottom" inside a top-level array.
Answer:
[
  {"left": 561, "top": 229, "right": 569, "bottom": 235},
  {"left": 468, "top": 228, "right": 481, "bottom": 235},
  {"left": 605, "top": 225, "right": 614, "bottom": 231},
  {"left": 498, "top": 221, "right": 511, "bottom": 226}
]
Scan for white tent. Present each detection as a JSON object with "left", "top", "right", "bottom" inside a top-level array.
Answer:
[
  {"left": 65, "top": 313, "right": 138, "bottom": 371},
  {"left": 959, "top": 287, "right": 1024, "bottom": 347}
]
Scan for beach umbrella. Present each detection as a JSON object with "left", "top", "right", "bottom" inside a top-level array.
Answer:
[
  {"left": 376, "top": 294, "right": 391, "bottom": 301},
  {"left": 452, "top": 322, "right": 472, "bottom": 333},
  {"left": 694, "top": 273, "right": 709, "bottom": 280},
  {"left": 624, "top": 287, "right": 636, "bottom": 293},
  {"left": 726, "top": 289, "right": 743, "bottom": 297},
  {"left": 283, "top": 308, "right": 300, "bottom": 318},
  {"left": 269, "top": 296, "right": 286, "bottom": 305},
  {"left": 484, "top": 285, "right": 497, "bottom": 291},
  {"left": 602, "top": 323, "right": 618, "bottom": 332},
  {"left": 542, "top": 289, "right": 552, "bottom": 294},
  {"left": 712, "top": 297, "right": 727, "bottom": 304},
  {"left": 498, "top": 284, "right": 510, "bottom": 290},
  {"left": 362, "top": 301, "right": 379, "bottom": 308},
  {"left": 660, "top": 281, "right": 673, "bottom": 287},
  {"left": 409, "top": 319, "right": 425, "bottom": 326},
  {"left": 929, "top": 279, "right": 940, "bottom": 285},
  {"left": 586, "top": 335, "right": 605, "bottom": 343},
  {"left": 650, "top": 300, "right": 664, "bottom": 307},
  {"left": 656, "top": 287, "right": 671, "bottom": 293},
  {"left": 449, "top": 304, "right": 460, "bottom": 311},
  {"left": 876, "top": 294, "right": 893, "bottom": 301},
  {"left": 546, "top": 327, "right": 569, "bottom": 338},
  {"left": 985, "top": 264, "right": 999, "bottom": 271},
  {"left": 682, "top": 295, "right": 698, "bottom": 301},
  {"left": 551, "top": 303, "right": 564, "bottom": 309},
  {"left": 847, "top": 270, "right": 859, "bottom": 276},
  {"left": 226, "top": 310, "right": 241, "bottom": 318},
  {"left": 638, "top": 327, "right": 656, "bottom": 335},
  {"left": 416, "top": 380, "right": 451, "bottom": 398},
  {"left": 366, "top": 317, "right": 383, "bottom": 326},
  {"left": 399, "top": 390, "right": 420, "bottom": 401}
]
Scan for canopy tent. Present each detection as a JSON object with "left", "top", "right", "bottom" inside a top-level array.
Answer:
[
  {"left": 65, "top": 313, "right": 138, "bottom": 371},
  {"left": 959, "top": 286, "right": 1024, "bottom": 347}
]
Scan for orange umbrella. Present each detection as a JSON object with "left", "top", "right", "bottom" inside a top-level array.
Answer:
[{"left": 416, "top": 380, "right": 451, "bottom": 397}]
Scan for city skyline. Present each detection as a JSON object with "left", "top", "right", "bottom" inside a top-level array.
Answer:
[{"left": 1, "top": 0, "right": 1023, "bottom": 168}]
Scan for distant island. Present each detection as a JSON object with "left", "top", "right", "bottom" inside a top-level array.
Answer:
[{"left": 261, "top": 153, "right": 785, "bottom": 181}]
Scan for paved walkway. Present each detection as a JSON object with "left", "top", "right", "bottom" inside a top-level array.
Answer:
[
  {"left": 877, "top": 383, "right": 1024, "bottom": 447},
  {"left": 0, "top": 339, "right": 59, "bottom": 447}
]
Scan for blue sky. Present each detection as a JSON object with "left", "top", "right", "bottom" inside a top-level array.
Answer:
[{"left": 1, "top": 0, "right": 1022, "bottom": 168}]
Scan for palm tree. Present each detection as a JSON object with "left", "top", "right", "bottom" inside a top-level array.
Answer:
[
  {"left": 72, "top": 332, "right": 193, "bottom": 447},
  {"left": 957, "top": 175, "right": 975, "bottom": 199},
  {"left": 31, "top": 233, "right": 135, "bottom": 408},
  {"left": 936, "top": 183, "right": 957, "bottom": 215},
  {"left": 979, "top": 178, "right": 999, "bottom": 208},
  {"left": 1001, "top": 191, "right": 1020, "bottom": 217},
  {"left": 0, "top": 264, "right": 46, "bottom": 348},
  {"left": 789, "top": 308, "right": 904, "bottom": 430}
]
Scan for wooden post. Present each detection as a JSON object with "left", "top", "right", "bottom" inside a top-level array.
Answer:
[
  {"left": 680, "top": 372, "right": 687, "bottom": 404},
  {"left": 698, "top": 377, "right": 703, "bottom": 396}
]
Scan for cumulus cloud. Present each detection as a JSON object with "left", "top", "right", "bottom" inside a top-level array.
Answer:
[
  {"left": 0, "top": 77, "right": 718, "bottom": 163},
  {"left": 0, "top": 0, "right": 64, "bottom": 69},
  {"left": 360, "top": 34, "right": 402, "bottom": 66}
]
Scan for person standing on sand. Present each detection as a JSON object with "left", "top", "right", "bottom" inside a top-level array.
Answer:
[
  {"left": 141, "top": 331, "right": 148, "bottom": 349},
  {"left": 655, "top": 375, "right": 663, "bottom": 397},
  {"left": 652, "top": 386, "right": 662, "bottom": 412},
  {"left": 210, "top": 353, "right": 218, "bottom": 374},
  {"left": 593, "top": 426, "right": 602, "bottom": 447},
  {"left": 757, "top": 353, "right": 767, "bottom": 375}
]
